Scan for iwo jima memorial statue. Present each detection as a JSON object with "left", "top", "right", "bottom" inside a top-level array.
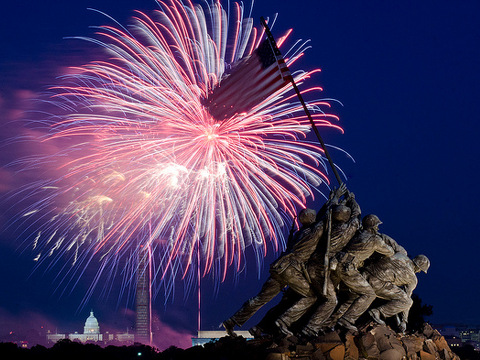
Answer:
[
  {"left": 212, "top": 19, "right": 457, "bottom": 360},
  {"left": 6, "top": 0, "right": 458, "bottom": 358}
]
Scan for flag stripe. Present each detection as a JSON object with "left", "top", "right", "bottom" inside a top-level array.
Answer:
[{"left": 205, "top": 39, "right": 292, "bottom": 121}]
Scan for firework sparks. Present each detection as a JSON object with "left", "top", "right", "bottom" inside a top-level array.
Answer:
[{"left": 13, "top": 0, "right": 344, "bottom": 302}]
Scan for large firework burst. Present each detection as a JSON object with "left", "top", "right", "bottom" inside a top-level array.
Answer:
[{"left": 14, "top": 0, "right": 343, "bottom": 301}]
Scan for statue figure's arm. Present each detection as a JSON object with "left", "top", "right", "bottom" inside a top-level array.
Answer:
[
  {"left": 339, "top": 193, "right": 361, "bottom": 242},
  {"left": 382, "top": 234, "right": 408, "bottom": 256},
  {"left": 404, "top": 278, "right": 417, "bottom": 299},
  {"left": 346, "top": 192, "right": 361, "bottom": 220},
  {"left": 316, "top": 184, "right": 347, "bottom": 221},
  {"left": 373, "top": 237, "right": 395, "bottom": 257},
  {"left": 400, "top": 273, "right": 418, "bottom": 323},
  {"left": 291, "top": 220, "right": 325, "bottom": 264}
]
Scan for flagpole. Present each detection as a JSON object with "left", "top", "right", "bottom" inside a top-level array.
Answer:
[{"left": 260, "top": 17, "right": 343, "bottom": 187}]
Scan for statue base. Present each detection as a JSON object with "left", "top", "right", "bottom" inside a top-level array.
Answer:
[
  {"left": 197, "top": 323, "right": 459, "bottom": 360},
  {"left": 262, "top": 323, "right": 459, "bottom": 360}
]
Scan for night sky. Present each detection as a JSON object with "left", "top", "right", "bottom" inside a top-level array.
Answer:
[{"left": 1, "top": 0, "right": 479, "bottom": 349}]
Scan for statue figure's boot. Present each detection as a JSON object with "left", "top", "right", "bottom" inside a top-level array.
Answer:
[
  {"left": 248, "top": 326, "right": 263, "bottom": 339},
  {"left": 368, "top": 309, "right": 386, "bottom": 325},
  {"left": 275, "top": 319, "right": 293, "bottom": 336},
  {"left": 337, "top": 317, "right": 358, "bottom": 332},
  {"left": 221, "top": 318, "right": 238, "bottom": 337}
]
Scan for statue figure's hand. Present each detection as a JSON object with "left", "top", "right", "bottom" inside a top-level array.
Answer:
[
  {"left": 329, "top": 257, "right": 338, "bottom": 271},
  {"left": 342, "top": 261, "right": 354, "bottom": 273},
  {"left": 328, "top": 189, "right": 335, "bottom": 201},
  {"left": 337, "top": 183, "right": 347, "bottom": 197},
  {"left": 331, "top": 183, "right": 347, "bottom": 204}
]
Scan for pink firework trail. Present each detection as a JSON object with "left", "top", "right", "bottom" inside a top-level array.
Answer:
[{"left": 15, "top": 0, "right": 344, "bottom": 302}]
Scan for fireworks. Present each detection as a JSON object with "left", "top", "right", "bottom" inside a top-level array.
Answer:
[{"left": 15, "top": 0, "right": 343, "bottom": 301}]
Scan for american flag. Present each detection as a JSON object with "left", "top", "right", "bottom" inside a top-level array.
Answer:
[{"left": 204, "top": 39, "right": 292, "bottom": 121}]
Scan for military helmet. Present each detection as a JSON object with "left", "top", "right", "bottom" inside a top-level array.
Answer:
[
  {"left": 362, "top": 214, "right": 382, "bottom": 229},
  {"left": 332, "top": 205, "right": 351, "bottom": 222},
  {"left": 298, "top": 208, "right": 316, "bottom": 226},
  {"left": 412, "top": 255, "right": 430, "bottom": 273}
]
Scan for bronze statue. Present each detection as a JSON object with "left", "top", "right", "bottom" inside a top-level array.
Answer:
[
  {"left": 332, "top": 214, "right": 396, "bottom": 331},
  {"left": 324, "top": 227, "right": 409, "bottom": 330},
  {"left": 222, "top": 187, "right": 430, "bottom": 340},
  {"left": 365, "top": 253, "right": 430, "bottom": 333},
  {"left": 222, "top": 187, "right": 344, "bottom": 336},
  {"left": 246, "top": 185, "right": 361, "bottom": 337},
  {"left": 299, "top": 189, "right": 361, "bottom": 336}
]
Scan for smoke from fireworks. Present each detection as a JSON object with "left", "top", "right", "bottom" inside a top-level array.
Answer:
[{"left": 10, "top": 0, "right": 343, "bottom": 303}]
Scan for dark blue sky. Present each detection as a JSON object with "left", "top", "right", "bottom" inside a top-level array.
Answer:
[{"left": 1, "top": 0, "right": 479, "bottom": 347}]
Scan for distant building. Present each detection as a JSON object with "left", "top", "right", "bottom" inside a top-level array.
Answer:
[
  {"left": 445, "top": 336, "right": 463, "bottom": 349},
  {"left": 46, "top": 331, "right": 66, "bottom": 343},
  {"left": 439, "top": 325, "right": 460, "bottom": 337},
  {"left": 135, "top": 247, "right": 152, "bottom": 345},
  {"left": 116, "top": 331, "right": 135, "bottom": 343},
  {"left": 192, "top": 330, "right": 253, "bottom": 347},
  {"left": 68, "top": 311, "right": 103, "bottom": 343},
  {"left": 46, "top": 311, "right": 134, "bottom": 345},
  {"left": 104, "top": 330, "right": 135, "bottom": 344},
  {"left": 460, "top": 328, "right": 480, "bottom": 343},
  {"left": 454, "top": 326, "right": 480, "bottom": 351}
]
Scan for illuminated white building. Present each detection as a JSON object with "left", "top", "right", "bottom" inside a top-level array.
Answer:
[
  {"left": 69, "top": 311, "right": 103, "bottom": 343},
  {"left": 47, "top": 311, "right": 133, "bottom": 345},
  {"left": 192, "top": 330, "right": 253, "bottom": 346},
  {"left": 84, "top": 311, "right": 101, "bottom": 334}
]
